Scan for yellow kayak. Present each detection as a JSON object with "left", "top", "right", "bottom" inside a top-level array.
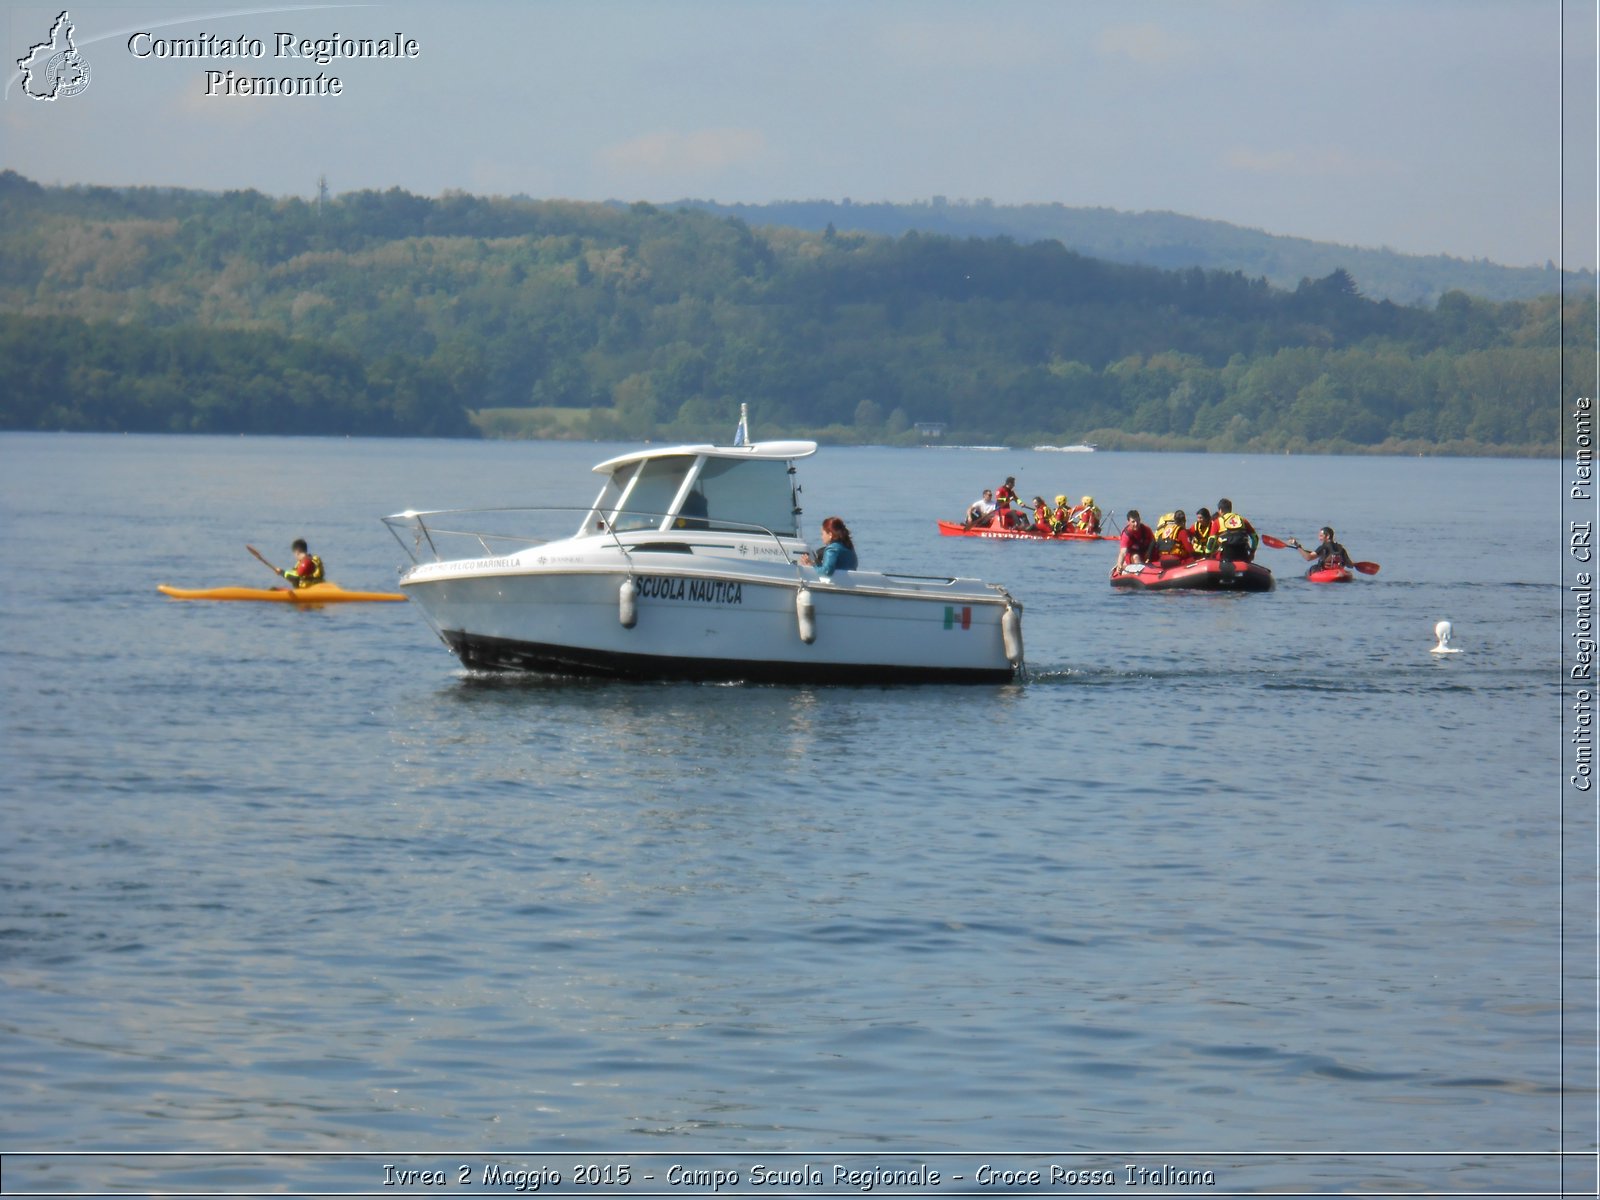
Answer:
[{"left": 159, "top": 583, "right": 407, "bottom": 603}]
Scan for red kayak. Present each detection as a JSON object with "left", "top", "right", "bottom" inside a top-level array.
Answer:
[
  {"left": 1110, "top": 558, "right": 1274, "bottom": 592},
  {"left": 937, "top": 519, "right": 1112, "bottom": 542},
  {"left": 1306, "top": 566, "right": 1354, "bottom": 584}
]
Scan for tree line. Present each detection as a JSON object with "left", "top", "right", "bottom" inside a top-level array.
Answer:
[{"left": 0, "top": 172, "right": 1584, "bottom": 454}]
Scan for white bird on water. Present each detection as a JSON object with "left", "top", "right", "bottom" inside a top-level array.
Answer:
[{"left": 1431, "top": 619, "right": 1461, "bottom": 655}]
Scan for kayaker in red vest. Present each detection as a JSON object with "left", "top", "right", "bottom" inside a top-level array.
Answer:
[
  {"left": 1213, "top": 498, "right": 1259, "bottom": 561},
  {"left": 1152, "top": 510, "right": 1195, "bottom": 565},
  {"left": 1290, "top": 526, "right": 1354, "bottom": 575},
  {"left": 282, "top": 539, "right": 325, "bottom": 588},
  {"left": 1113, "top": 509, "right": 1154, "bottom": 575}
]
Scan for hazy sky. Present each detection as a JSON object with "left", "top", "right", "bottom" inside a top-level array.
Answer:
[{"left": 5, "top": 0, "right": 1596, "bottom": 268}]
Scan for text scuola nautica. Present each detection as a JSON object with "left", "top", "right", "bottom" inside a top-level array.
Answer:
[{"left": 637, "top": 576, "right": 743, "bottom": 604}]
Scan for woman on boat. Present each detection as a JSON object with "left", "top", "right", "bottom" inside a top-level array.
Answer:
[
  {"left": 1290, "top": 527, "right": 1354, "bottom": 576},
  {"left": 801, "top": 516, "right": 858, "bottom": 579},
  {"left": 1031, "top": 496, "right": 1053, "bottom": 534},
  {"left": 1112, "top": 510, "right": 1154, "bottom": 575}
]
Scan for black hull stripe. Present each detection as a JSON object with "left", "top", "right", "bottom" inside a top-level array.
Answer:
[{"left": 442, "top": 631, "right": 1016, "bottom": 685}]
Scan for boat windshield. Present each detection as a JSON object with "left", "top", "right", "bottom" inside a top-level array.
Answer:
[
  {"left": 597, "top": 453, "right": 800, "bottom": 537},
  {"left": 692, "top": 457, "right": 798, "bottom": 537}
]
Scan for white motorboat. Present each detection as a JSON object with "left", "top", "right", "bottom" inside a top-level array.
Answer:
[{"left": 383, "top": 433, "right": 1024, "bottom": 684}]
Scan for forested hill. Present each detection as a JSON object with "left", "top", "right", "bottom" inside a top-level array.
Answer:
[
  {"left": 0, "top": 172, "right": 1584, "bottom": 455},
  {"left": 670, "top": 197, "right": 1585, "bottom": 306}
]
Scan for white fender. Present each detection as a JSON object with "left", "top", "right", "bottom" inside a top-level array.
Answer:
[
  {"left": 619, "top": 578, "right": 638, "bottom": 628},
  {"left": 1001, "top": 602, "right": 1024, "bottom": 666},
  {"left": 796, "top": 587, "right": 816, "bottom": 644}
]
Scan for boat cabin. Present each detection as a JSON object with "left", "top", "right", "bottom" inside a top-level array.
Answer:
[{"left": 583, "top": 441, "right": 816, "bottom": 540}]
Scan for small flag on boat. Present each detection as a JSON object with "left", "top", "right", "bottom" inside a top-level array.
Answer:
[
  {"left": 733, "top": 403, "right": 749, "bottom": 447},
  {"left": 944, "top": 605, "right": 972, "bottom": 630}
]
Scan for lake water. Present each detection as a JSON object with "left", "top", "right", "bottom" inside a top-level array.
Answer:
[{"left": 0, "top": 433, "right": 1591, "bottom": 1196}]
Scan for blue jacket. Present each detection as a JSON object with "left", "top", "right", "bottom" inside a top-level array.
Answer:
[{"left": 815, "top": 541, "right": 858, "bottom": 577}]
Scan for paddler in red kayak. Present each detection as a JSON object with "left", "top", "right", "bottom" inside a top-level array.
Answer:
[
  {"left": 1290, "top": 526, "right": 1355, "bottom": 576},
  {"left": 1112, "top": 509, "right": 1154, "bottom": 575}
]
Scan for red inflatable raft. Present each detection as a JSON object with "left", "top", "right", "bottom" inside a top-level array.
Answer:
[
  {"left": 937, "top": 519, "right": 1112, "bottom": 542},
  {"left": 1110, "top": 558, "right": 1275, "bottom": 592}
]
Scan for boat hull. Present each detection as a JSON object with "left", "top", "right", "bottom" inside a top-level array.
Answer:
[
  {"left": 159, "top": 583, "right": 407, "bottom": 603},
  {"left": 401, "top": 560, "right": 1019, "bottom": 683},
  {"left": 936, "top": 519, "right": 1109, "bottom": 542},
  {"left": 1306, "top": 567, "right": 1354, "bottom": 584},
  {"left": 1110, "top": 558, "right": 1274, "bottom": 592}
]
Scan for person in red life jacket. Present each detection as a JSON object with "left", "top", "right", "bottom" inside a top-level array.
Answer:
[
  {"left": 1290, "top": 526, "right": 1354, "bottom": 576},
  {"left": 1189, "top": 507, "right": 1219, "bottom": 558},
  {"left": 1213, "top": 498, "right": 1259, "bottom": 561},
  {"left": 1052, "top": 495, "right": 1074, "bottom": 535},
  {"left": 281, "top": 539, "right": 325, "bottom": 588},
  {"left": 1112, "top": 509, "right": 1154, "bottom": 575},
  {"left": 1072, "top": 496, "right": 1102, "bottom": 534},
  {"left": 993, "top": 476, "right": 1020, "bottom": 528},
  {"left": 1031, "top": 496, "right": 1052, "bottom": 534},
  {"left": 1151, "top": 510, "right": 1195, "bottom": 565}
]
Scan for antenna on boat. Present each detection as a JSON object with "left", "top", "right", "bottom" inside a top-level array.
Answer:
[{"left": 733, "top": 403, "right": 749, "bottom": 447}]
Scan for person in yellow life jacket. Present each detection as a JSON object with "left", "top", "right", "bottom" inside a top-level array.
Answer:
[
  {"left": 1032, "top": 496, "right": 1052, "bottom": 534},
  {"left": 1072, "top": 496, "right": 1102, "bottom": 534},
  {"left": 1152, "top": 510, "right": 1195, "bottom": 564},
  {"left": 1189, "top": 507, "right": 1219, "bottom": 557},
  {"left": 282, "top": 539, "right": 325, "bottom": 588},
  {"left": 1052, "top": 495, "right": 1073, "bottom": 535},
  {"left": 1213, "top": 498, "right": 1259, "bottom": 561}
]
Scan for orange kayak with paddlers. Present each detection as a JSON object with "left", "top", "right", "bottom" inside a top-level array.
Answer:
[
  {"left": 937, "top": 519, "right": 1113, "bottom": 542},
  {"left": 158, "top": 583, "right": 406, "bottom": 603}
]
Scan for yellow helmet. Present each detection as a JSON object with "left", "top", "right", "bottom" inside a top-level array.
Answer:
[
  {"left": 1054, "top": 495, "right": 1067, "bottom": 506},
  {"left": 1081, "top": 496, "right": 1094, "bottom": 506}
]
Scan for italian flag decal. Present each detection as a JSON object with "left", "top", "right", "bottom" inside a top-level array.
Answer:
[{"left": 944, "top": 605, "right": 972, "bottom": 630}]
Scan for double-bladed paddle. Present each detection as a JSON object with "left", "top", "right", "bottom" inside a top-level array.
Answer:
[{"left": 1261, "top": 533, "right": 1380, "bottom": 574}]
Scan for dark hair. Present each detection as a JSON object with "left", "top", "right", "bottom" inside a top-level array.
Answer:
[
  {"left": 1195, "top": 507, "right": 1211, "bottom": 520},
  {"left": 1320, "top": 526, "right": 1335, "bottom": 539},
  {"left": 1216, "top": 498, "right": 1233, "bottom": 513},
  {"left": 292, "top": 539, "right": 309, "bottom": 553},
  {"left": 821, "top": 516, "right": 854, "bottom": 549},
  {"left": 1126, "top": 509, "right": 1141, "bottom": 522}
]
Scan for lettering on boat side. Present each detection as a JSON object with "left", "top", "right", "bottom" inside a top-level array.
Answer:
[{"left": 638, "top": 576, "right": 744, "bottom": 605}]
